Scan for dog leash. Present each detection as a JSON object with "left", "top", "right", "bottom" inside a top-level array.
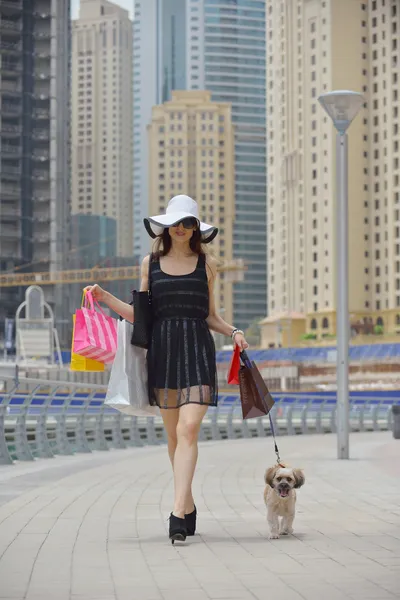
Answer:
[
  {"left": 240, "top": 350, "right": 282, "bottom": 466},
  {"left": 268, "top": 414, "right": 282, "bottom": 466}
]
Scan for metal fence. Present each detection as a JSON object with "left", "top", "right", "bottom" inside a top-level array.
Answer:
[{"left": 0, "top": 376, "right": 398, "bottom": 466}]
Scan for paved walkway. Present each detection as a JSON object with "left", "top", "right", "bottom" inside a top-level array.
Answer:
[{"left": 0, "top": 432, "right": 399, "bottom": 600}]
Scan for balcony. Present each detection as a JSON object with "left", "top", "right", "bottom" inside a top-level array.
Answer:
[
  {"left": 32, "top": 169, "right": 49, "bottom": 181},
  {"left": 1, "top": 60, "right": 22, "bottom": 75},
  {"left": 34, "top": 49, "right": 51, "bottom": 59},
  {"left": 0, "top": 41, "right": 21, "bottom": 54},
  {"left": 32, "top": 148, "right": 50, "bottom": 161},
  {"left": 0, "top": 204, "right": 19, "bottom": 219},
  {"left": 1, "top": 103, "right": 21, "bottom": 116},
  {"left": 34, "top": 71, "right": 51, "bottom": 82},
  {"left": 1, "top": 227, "right": 19, "bottom": 240},
  {"left": 32, "top": 108, "right": 50, "bottom": 120},
  {"left": 34, "top": 215, "right": 51, "bottom": 224},
  {"left": 0, "top": 123, "right": 22, "bottom": 137},
  {"left": 0, "top": 79, "right": 22, "bottom": 94},
  {"left": 33, "top": 250, "right": 50, "bottom": 262},
  {"left": 33, "top": 92, "right": 51, "bottom": 102},
  {"left": 0, "top": 143, "right": 21, "bottom": 157},
  {"left": 32, "top": 128, "right": 49, "bottom": 141},
  {"left": 0, "top": 164, "right": 21, "bottom": 179},
  {"left": 35, "top": 233, "right": 50, "bottom": 244},
  {"left": 32, "top": 194, "right": 50, "bottom": 203},
  {"left": 0, "top": 18, "right": 22, "bottom": 34},
  {"left": 0, "top": 182, "right": 19, "bottom": 197},
  {"left": 34, "top": 29, "right": 51, "bottom": 40},
  {"left": 33, "top": 11, "right": 51, "bottom": 20},
  {"left": 0, "top": 1, "right": 23, "bottom": 15}
]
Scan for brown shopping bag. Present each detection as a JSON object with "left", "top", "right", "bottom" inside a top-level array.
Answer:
[{"left": 239, "top": 350, "right": 275, "bottom": 419}]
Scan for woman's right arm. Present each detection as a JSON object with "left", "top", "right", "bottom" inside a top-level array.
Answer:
[{"left": 84, "top": 255, "right": 150, "bottom": 323}]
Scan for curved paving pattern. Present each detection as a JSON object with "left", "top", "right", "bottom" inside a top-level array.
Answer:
[{"left": 0, "top": 432, "right": 399, "bottom": 600}]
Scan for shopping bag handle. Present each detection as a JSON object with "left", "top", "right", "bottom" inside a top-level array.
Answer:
[
  {"left": 240, "top": 350, "right": 251, "bottom": 368},
  {"left": 83, "top": 290, "right": 107, "bottom": 316}
]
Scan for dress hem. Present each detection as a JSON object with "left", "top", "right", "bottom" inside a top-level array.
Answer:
[{"left": 149, "top": 400, "right": 217, "bottom": 410}]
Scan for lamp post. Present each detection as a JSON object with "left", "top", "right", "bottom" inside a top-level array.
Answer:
[{"left": 318, "top": 90, "right": 364, "bottom": 460}]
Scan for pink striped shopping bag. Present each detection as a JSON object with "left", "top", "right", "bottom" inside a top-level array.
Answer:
[{"left": 72, "top": 291, "right": 118, "bottom": 364}]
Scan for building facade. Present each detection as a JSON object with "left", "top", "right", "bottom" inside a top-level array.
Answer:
[
  {"left": 133, "top": 0, "right": 267, "bottom": 331},
  {"left": 265, "top": 0, "right": 400, "bottom": 344},
  {"left": 148, "top": 90, "right": 235, "bottom": 327},
  {"left": 0, "top": 0, "right": 71, "bottom": 340},
  {"left": 72, "top": 0, "right": 133, "bottom": 258},
  {"left": 369, "top": 0, "right": 400, "bottom": 335}
]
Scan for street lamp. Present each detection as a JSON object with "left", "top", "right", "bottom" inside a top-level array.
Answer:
[{"left": 318, "top": 90, "right": 364, "bottom": 460}]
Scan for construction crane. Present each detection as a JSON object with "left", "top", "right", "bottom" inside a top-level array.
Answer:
[{"left": 0, "top": 259, "right": 246, "bottom": 287}]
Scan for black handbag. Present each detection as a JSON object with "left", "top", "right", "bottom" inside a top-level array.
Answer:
[{"left": 130, "top": 253, "right": 153, "bottom": 349}]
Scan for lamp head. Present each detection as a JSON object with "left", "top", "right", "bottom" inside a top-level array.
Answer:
[{"left": 318, "top": 90, "right": 364, "bottom": 135}]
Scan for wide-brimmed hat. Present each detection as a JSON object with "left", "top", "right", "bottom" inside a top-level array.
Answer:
[{"left": 143, "top": 195, "right": 218, "bottom": 244}]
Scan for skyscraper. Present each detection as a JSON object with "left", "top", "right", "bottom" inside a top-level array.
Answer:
[
  {"left": 0, "top": 0, "right": 71, "bottom": 335},
  {"left": 148, "top": 90, "right": 235, "bottom": 328},
  {"left": 265, "top": 0, "right": 400, "bottom": 342},
  {"left": 71, "top": 0, "right": 133, "bottom": 258},
  {"left": 133, "top": 0, "right": 267, "bottom": 330}
]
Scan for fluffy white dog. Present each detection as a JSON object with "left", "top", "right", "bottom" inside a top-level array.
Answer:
[{"left": 263, "top": 464, "right": 305, "bottom": 539}]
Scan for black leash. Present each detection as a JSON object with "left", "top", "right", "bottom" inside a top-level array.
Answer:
[
  {"left": 268, "top": 413, "right": 282, "bottom": 465},
  {"left": 240, "top": 350, "right": 282, "bottom": 466}
]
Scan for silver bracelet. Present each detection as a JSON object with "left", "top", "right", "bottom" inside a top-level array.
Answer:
[{"left": 231, "top": 328, "right": 244, "bottom": 339}]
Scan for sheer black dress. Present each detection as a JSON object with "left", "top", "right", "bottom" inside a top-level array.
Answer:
[{"left": 147, "top": 253, "right": 218, "bottom": 409}]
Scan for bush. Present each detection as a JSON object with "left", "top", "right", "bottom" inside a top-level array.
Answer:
[
  {"left": 374, "top": 325, "right": 384, "bottom": 335},
  {"left": 301, "top": 333, "right": 317, "bottom": 340}
]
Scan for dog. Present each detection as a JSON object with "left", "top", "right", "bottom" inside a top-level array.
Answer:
[{"left": 263, "top": 464, "right": 305, "bottom": 539}]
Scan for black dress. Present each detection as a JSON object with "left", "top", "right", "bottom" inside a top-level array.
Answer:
[{"left": 147, "top": 253, "right": 218, "bottom": 409}]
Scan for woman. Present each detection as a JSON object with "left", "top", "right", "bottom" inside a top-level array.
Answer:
[{"left": 85, "top": 195, "right": 249, "bottom": 544}]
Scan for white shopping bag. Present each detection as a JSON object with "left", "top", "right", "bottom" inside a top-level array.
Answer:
[{"left": 104, "top": 319, "right": 159, "bottom": 417}]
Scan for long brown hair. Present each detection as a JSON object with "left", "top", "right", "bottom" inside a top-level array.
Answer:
[{"left": 152, "top": 227, "right": 205, "bottom": 259}]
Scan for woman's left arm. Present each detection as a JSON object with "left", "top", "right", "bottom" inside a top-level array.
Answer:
[{"left": 205, "top": 255, "right": 249, "bottom": 351}]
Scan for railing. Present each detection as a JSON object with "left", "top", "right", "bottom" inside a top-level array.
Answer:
[
  {"left": 0, "top": 376, "right": 397, "bottom": 466},
  {"left": 0, "top": 19, "right": 21, "bottom": 32}
]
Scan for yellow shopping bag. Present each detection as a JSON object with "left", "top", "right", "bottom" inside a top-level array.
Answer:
[{"left": 70, "top": 292, "right": 105, "bottom": 372}]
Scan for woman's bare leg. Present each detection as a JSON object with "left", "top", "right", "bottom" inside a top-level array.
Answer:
[
  {"left": 159, "top": 405, "right": 179, "bottom": 466},
  {"left": 159, "top": 398, "right": 196, "bottom": 514},
  {"left": 172, "top": 403, "right": 208, "bottom": 518}
]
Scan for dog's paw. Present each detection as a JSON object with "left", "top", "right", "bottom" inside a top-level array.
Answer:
[{"left": 269, "top": 533, "right": 280, "bottom": 540}]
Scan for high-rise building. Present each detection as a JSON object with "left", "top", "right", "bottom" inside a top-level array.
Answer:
[
  {"left": 71, "top": 0, "right": 133, "bottom": 258},
  {"left": 133, "top": 0, "right": 267, "bottom": 331},
  {"left": 148, "top": 90, "right": 235, "bottom": 327},
  {"left": 265, "top": 0, "right": 400, "bottom": 343},
  {"left": 0, "top": 0, "right": 71, "bottom": 336},
  {"left": 369, "top": 0, "right": 400, "bottom": 335}
]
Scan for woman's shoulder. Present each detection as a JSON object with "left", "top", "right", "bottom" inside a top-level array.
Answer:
[{"left": 141, "top": 253, "right": 154, "bottom": 277}]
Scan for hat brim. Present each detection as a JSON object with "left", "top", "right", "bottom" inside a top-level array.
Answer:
[{"left": 144, "top": 211, "right": 218, "bottom": 244}]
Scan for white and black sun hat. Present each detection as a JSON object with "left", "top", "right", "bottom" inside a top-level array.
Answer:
[{"left": 143, "top": 195, "right": 218, "bottom": 244}]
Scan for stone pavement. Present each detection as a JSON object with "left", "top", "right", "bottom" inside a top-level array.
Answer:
[{"left": 0, "top": 432, "right": 399, "bottom": 600}]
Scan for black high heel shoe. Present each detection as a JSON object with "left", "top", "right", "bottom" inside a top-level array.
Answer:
[
  {"left": 185, "top": 506, "right": 197, "bottom": 536},
  {"left": 169, "top": 513, "right": 187, "bottom": 544}
]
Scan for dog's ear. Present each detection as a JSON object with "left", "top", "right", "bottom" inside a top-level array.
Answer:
[
  {"left": 264, "top": 467, "right": 277, "bottom": 488},
  {"left": 293, "top": 469, "right": 305, "bottom": 489}
]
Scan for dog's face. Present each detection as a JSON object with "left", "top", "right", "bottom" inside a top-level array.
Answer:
[{"left": 265, "top": 466, "right": 305, "bottom": 498}]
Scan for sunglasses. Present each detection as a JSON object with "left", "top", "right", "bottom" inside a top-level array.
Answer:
[{"left": 173, "top": 217, "right": 197, "bottom": 230}]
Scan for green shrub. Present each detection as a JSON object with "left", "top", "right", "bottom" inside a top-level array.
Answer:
[{"left": 301, "top": 333, "right": 317, "bottom": 340}]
